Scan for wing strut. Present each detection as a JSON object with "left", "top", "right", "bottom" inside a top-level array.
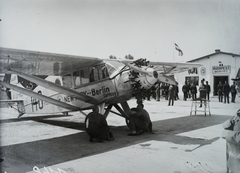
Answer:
[
  {"left": 7, "top": 69, "right": 99, "bottom": 105},
  {"left": 0, "top": 80, "right": 80, "bottom": 111}
]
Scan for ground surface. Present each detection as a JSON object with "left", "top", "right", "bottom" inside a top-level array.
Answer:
[{"left": 0, "top": 96, "right": 239, "bottom": 173}]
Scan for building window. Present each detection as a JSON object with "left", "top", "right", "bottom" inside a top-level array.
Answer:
[{"left": 185, "top": 76, "right": 199, "bottom": 86}]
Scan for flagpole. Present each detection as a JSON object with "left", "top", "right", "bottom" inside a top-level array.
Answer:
[{"left": 173, "top": 41, "right": 175, "bottom": 63}]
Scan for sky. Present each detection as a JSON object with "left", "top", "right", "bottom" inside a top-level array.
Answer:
[{"left": 0, "top": 0, "right": 240, "bottom": 62}]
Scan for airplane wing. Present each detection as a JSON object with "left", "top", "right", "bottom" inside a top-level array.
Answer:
[
  {"left": 0, "top": 47, "right": 103, "bottom": 76},
  {"left": 149, "top": 61, "right": 201, "bottom": 75},
  {"left": 120, "top": 59, "right": 201, "bottom": 86},
  {"left": 0, "top": 47, "right": 102, "bottom": 106},
  {"left": 120, "top": 59, "right": 201, "bottom": 75}
]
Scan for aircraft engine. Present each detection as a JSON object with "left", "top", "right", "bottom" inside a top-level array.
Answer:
[
  {"left": 131, "top": 69, "right": 158, "bottom": 90},
  {"left": 128, "top": 59, "right": 159, "bottom": 93}
]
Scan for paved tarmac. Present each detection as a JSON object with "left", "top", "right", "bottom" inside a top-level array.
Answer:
[{"left": 0, "top": 96, "right": 239, "bottom": 173}]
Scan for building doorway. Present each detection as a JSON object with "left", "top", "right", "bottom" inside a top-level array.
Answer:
[{"left": 213, "top": 76, "right": 228, "bottom": 95}]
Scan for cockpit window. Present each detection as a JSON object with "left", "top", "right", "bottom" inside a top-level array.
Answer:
[
  {"left": 81, "top": 68, "right": 90, "bottom": 85},
  {"left": 73, "top": 64, "right": 110, "bottom": 86},
  {"left": 105, "top": 63, "right": 116, "bottom": 76}
]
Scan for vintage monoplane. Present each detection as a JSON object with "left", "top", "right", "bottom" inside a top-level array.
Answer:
[{"left": 0, "top": 47, "right": 201, "bottom": 127}]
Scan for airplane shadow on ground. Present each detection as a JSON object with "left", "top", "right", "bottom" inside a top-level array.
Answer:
[
  {"left": 0, "top": 114, "right": 230, "bottom": 173},
  {"left": 0, "top": 114, "right": 73, "bottom": 123},
  {"left": 34, "top": 119, "right": 86, "bottom": 131}
]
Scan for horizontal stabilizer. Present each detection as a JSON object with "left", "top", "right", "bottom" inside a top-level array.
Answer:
[{"left": 0, "top": 99, "right": 25, "bottom": 117}]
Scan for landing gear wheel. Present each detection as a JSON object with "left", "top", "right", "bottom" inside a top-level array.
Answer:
[{"left": 84, "top": 114, "right": 90, "bottom": 132}]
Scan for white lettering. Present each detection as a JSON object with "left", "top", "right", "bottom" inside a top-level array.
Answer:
[{"left": 33, "top": 166, "right": 67, "bottom": 173}]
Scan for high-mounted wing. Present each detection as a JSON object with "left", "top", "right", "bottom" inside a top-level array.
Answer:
[
  {"left": 0, "top": 47, "right": 102, "bottom": 107},
  {"left": 0, "top": 47, "right": 103, "bottom": 76},
  {"left": 119, "top": 59, "right": 201, "bottom": 86},
  {"left": 149, "top": 61, "right": 201, "bottom": 75}
]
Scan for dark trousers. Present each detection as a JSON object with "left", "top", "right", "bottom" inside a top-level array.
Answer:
[
  {"left": 156, "top": 90, "right": 160, "bottom": 101},
  {"left": 191, "top": 93, "right": 197, "bottom": 100},
  {"left": 231, "top": 92, "right": 236, "bottom": 103},
  {"left": 168, "top": 96, "right": 174, "bottom": 106},
  {"left": 175, "top": 93, "right": 179, "bottom": 100},
  {"left": 224, "top": 93, "right": 229, "bottom": 103},
  {"left": 165, "top": 91, "right": 169, "bottom": 100},
  {"left": 218, "top": 93, "right": 223, "bottom": 102},
  {"left": 183, "top": 92, "right": 187, "bottom": 101},
  {"left": 206, "top": 92, "right": 210, "bottom": 101}
]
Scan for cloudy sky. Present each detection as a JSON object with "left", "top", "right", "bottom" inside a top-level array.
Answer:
[{"left": 0, "top": 0, "right": 240, "bottom": 62}]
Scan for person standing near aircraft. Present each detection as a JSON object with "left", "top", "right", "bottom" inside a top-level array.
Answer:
[
  {"left": 86, "top": 106, "right": 113, "bottom": 142},
  {"left": 175, "top": 83, "right": 179, "bottom": 100},
  {"left": 230, "top": 82, "right": 237, "bottom": 103},
  {"left": 156, "top": 82, "right": 161, "bottom": 101},
  {"left": 217, "top": 81, "right": 223, "bottom": 102},
  {"left": 190, "top": 81, "right": 197, "bottom": 100},
  {"left": 168, "top": 84, "right": 175, "bottom": 106},
  {"left": 199, "top": 79, "right": 206, "bottom": 108},
  {"left": 205, "top": 81, "right": 211, "bottom": 101},
  {"left": 223, "top": 80, "right": 230, "bottom": 104},
  {"left": 128, "top": 103, "right": 153, "bottom": 136},
  {"left": 164, "top": 83, "right": 169, "bottom": 100},
  {"left": 182, "top": 81, "right": 188, "bottom": 101},
  {"left": 187, "top": 80, "right": 191, "bottom": 99}
]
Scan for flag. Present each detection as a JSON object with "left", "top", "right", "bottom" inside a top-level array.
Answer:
[{"left": 175, "top": 43, "right": 183, "bottom": 56}]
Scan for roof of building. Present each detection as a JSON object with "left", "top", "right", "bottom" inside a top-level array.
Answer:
[{"left": 188, "top": 50, "right": 240, "bottom": 62}]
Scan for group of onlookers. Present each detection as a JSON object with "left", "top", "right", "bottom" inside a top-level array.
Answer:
[
  {"left": 181, "top": 79, "right": 238, "bottom": 104},
  {"left": 143, "top": 82, "right": 179, "bottom": 106},
  {"left": 181, "top": 79, "right": 211, "bottom": 102},
  {"left": 217, "top": 81, "right": 237, "bottom": 103},
  {"left": 136, "top": 79, "right": 237, "bottom": 108}
]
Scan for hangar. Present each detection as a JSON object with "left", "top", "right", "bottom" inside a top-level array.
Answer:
[{"left": 175, "top": 49, "right": 240, "bottom": 96}]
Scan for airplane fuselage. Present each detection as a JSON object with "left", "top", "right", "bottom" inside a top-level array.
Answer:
[{"left": 8, "top": 65, "right": 135, "bottom": 114}]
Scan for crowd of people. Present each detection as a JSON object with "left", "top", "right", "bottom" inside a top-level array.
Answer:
[
  {"left": 217, "top": 81, "right": 238, "bottom": 103},
  {"left": 134, "top": 79, "right": 238, "bottom": 107}
]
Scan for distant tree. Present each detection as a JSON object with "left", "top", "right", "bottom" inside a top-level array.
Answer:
[
  {"left": 125, "top": 54, "right": 134, "bottom": 60},
  {"left": 109, "top": 55, "right": 116, "bottom": 59}
]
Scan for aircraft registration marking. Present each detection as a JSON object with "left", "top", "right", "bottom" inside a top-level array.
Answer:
[{"left": 63, "top": 86, "right": 118, "bottom": 103}]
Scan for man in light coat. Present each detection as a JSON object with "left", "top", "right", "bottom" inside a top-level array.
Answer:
[{"left": 222, "top": 109, "right": 240, "bottom": 173}]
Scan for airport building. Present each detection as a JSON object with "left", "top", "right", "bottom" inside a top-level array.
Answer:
[{"left": 175, "top": 49, "right": 240, "bottom": 96}]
